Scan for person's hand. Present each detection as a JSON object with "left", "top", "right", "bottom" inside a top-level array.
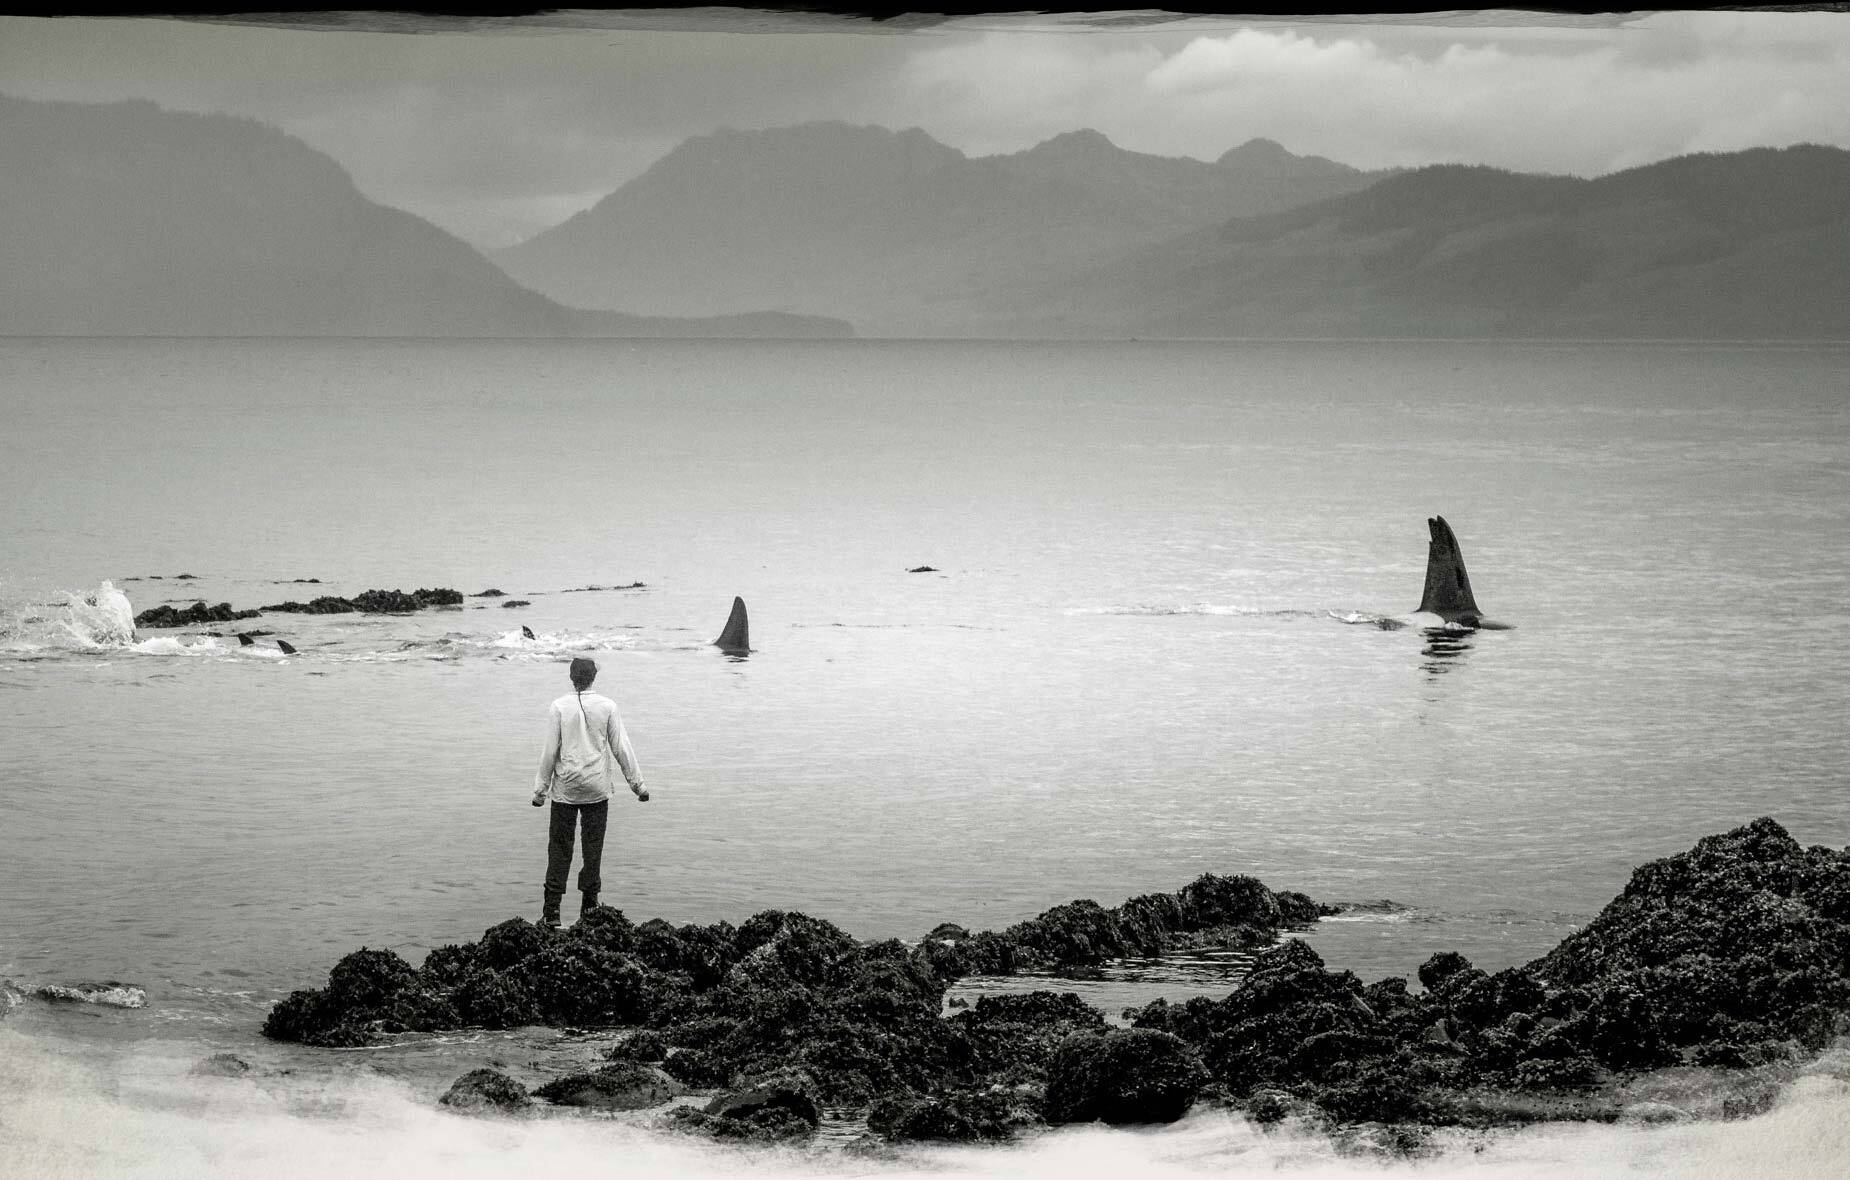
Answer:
[
  {"left": 634, "top": 784, "right": 650, "bottom": 803},
  {"left": 531, "top": 789, "right": 547, "bottom": 808}
]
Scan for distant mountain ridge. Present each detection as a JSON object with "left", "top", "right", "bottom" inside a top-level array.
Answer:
[
  {"left": 1026, "top": 144, "right": 1850, "bottom": 339},
  {"left": 10, "top": 95, "right": 1841, "bottom": 342},
  {"left": 497, "top": 121, "right": 1382, "bottom": 335},
  {"left": 0, "top": 96, "right": 850, "bottom": 338}
]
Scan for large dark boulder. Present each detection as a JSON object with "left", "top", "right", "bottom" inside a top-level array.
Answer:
[
  {"left": 260, "top": 947, "right": 423, "bottom": 1046},
  {"left": 1418, "top": 951, "right": 1476, "bottom": 992},
  {"left": 533, "top": 1061, "right": 679, "bottom": 1110},
  {"left": 868, "top": 1086, "right": 1040, "bottom": 1143},
  {"left": 440, "top": 1068, "right": 534, "bottom": 1114},
  {"left": 664, "top": 1105, "right": 815, "bottom": 1143},
  {"left": 325, "top": 947, "right": 419, "bottom": 1010},
  {"left": 704, "top": 1080, "right": 821, "bottom": 1127},
  {"left": 1043, "top": 1028, "right": 1209, "bottom": 1125},
  {"left": 1178, "top": 873, "right": 1283, "bottom": 931}
]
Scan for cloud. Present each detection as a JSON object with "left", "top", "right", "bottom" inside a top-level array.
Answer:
[
  {"left": 874, "top": 14, "right": 1850, "bottom": 176},
  {"left": 4, "top": 12, "right": 1849, "bottom": 247}
]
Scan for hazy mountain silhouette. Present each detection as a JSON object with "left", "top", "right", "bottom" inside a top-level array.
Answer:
[
  {"left": 0, "top": 96, "right": 849, "bottom": 338},
  {"left": 496, "top": 121, "right": 1380, "bottom": 335},
  {"left": 1026, "top": 145, "right": 1850, "bottom": 339}
]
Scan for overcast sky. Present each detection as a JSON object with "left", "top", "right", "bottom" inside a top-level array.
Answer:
[{"left": 3, "top": 10, "right": 1848, "bottom": 249}]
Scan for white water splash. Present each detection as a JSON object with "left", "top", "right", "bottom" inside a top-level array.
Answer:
[
  {"left": 1, "top": 580, "right": 139, "bottom": 652},
  {"left": 58, "top": 580, "right": 137, "bottom": 647}
]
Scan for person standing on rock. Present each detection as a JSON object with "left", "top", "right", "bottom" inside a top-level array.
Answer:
[{"left": 531, "top": 656, "right": 648, "bottom": 927}]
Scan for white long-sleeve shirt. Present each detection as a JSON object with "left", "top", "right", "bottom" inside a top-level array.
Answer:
[{"left": 535, "top": 690, "right": 643, "bottom": 804}]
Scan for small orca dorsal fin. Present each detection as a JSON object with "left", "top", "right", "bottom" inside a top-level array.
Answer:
[
  {"left": 276, "top": 640, "right": 297, "bottom": 655},
  {"left": 715, "top": 596, "right": 750, "bottom": 652},
  {"left": 237, "top": 632, "right": 255, "bottom": 646},
  {"left": 521, "top": 625, "right": 535, "bottom": 641},
  {"left": 1417, "top": 516, "right": 1482, "bottom": 623}
]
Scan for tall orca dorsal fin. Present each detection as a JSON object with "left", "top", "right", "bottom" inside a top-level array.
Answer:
[
  {"left": 1417, "top": 515, "right": 1482, "bottom": 623},
  {"left": 521, "top": 625, "right": 536, "bottom": 641},
  {"left": 715, "top": 596, "right": 750, "bottom": 652},
  {"left": 276, "top": 640, "right": 297, "bottom": 655},
  {"left": 237, "top": 632, "right": 255, "bottom": 647}
]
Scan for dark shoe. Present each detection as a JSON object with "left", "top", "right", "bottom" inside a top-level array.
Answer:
[
  {"left": 580, "top": 890, "right": 600, "bottom": 916},
  {"left": 542, "top": 892, "right": 563, "bottom": 928}
]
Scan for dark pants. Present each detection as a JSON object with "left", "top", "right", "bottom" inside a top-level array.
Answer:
[{"left": 545, "top": 799, "right": 608, "bottom": 901}]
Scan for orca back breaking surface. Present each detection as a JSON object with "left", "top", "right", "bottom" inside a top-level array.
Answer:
[
  {"left": 715, "top": 596, "right": 750, "bottom": 652},
  {"left": 1417, "top": 515, "right": 1482, "bottom": 624}
]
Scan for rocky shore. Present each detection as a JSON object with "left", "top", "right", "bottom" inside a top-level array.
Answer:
[
  {"left": 262, "top": 819, "right": 1848, "bottom": 1147},
  {"left": 131, "top": 587, "right": 468, "bottom": 628},
  {"left": 132, "top": 601, "right": 262, "bottom": 628},
  {"left": 262, "top": 588, "right": 463, "bottom": 614}
]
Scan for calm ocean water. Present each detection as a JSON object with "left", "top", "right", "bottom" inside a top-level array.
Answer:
[{"left": 3, "top": 337, "right": 1848, "bottom": 1175}]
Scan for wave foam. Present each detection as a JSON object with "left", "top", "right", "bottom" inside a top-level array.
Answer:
[
  {"left": 3, "top": 1029, "right": 1848, "bottom": 1180},
  {"left": 1, "top": 581, "right": 140, "bottom": 652}
]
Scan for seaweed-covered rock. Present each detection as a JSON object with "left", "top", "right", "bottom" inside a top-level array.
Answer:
[
  {"left": 449, "top": 968, "right": 542, "bottom": 1030},
  {"left": 514, "top": 942, "right": 668, "bottom": 1027},
  {"left": 951, "top": 991, "right": 1108, "bottom": 1082},
  {"left": 386, "top": 987, "right": 462, "bottom": 1033},
  {"left": 1005, "top": 900, "right": 1126, "bottom": 968},
  {"left": 628, "top": 919, "right": 738, "bottom": 991},
  {"left": 1417, "top": 951, "right": 1475, "bottom": 993},
  {"left": 259, "top": 947, "right": 421, "bottom": 1045},
  {"left": 1273, "top": 890, "right": 1323, "bottom": 926},
  {"left": 661, "top": 1047, "right": 733, "bottom": 1088},
  {"left": 1115, "top": 818, "right": 1850, "bottom": 1129},
  {"left": 1043, "top": 1028, "right": 1209, "bottom": 1125},
  {"left": 534, "top": 1061, "right": 679, "bottom": 1110},
  {"left": 1533, "top": 818, "right": 1850, "bottom": 1056},
  {"left": 607, "top": 1030, "right": 669, "bottom": 1063},
  {"left": 261, "top": 596, "right": 358, "bottom": 614},
  {"left": 704, "top": 1081, "right": 821, "bottom": 1128},
  {"left": 326, "top": 947, "right": 419, "bottom": 1010},
  {"left": 478, "top": 918, "right": 553, "bottom": 970},
  {"left": 1178, "top": 874, "right": 1282, "bottom": 931},
  {"left": 1113, "top": 893, "right": 1186, "bottom": 956},
  {"left": 440, "top": 1068, "right": 534, "bottom": 1114},
  {"left": 134, "top": 601, "right": 261, "bottom": 628},
  {"left": 351, "top": 587, "right": 463, "bottom": 612},
  {"left": 664, "top": 1104, "right": 815, "bottom": 1143},
  {"left": 266, "top": 819, "right": 1846, "bottom": 1136},
  {"left": 418, "top": 943, "right": 482, "bottom": 989},
  {"left": 868, "top": 1086, "right": 1040, "bottom": 1142},
  {"left": 263, "top": 588, "right": 463, "bottom": 614}
]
